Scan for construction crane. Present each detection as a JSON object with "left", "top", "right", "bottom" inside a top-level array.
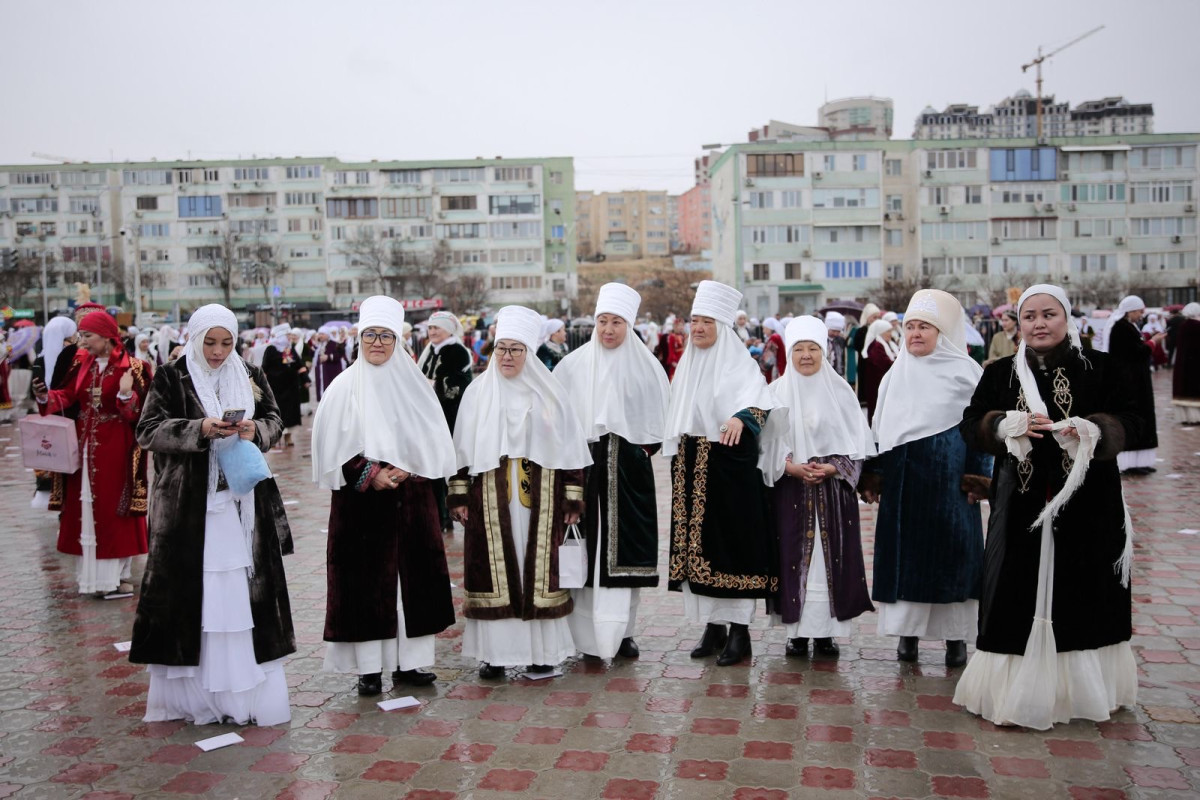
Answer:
[
  {"left": 1022, "top": 25, "right": 1105, "bottom": 142},
  {"left": 30, "top": 151, "right": 80, "bottom": 164}
]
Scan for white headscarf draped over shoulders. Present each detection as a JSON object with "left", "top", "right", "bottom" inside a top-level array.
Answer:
[
  {"left": 872, "top": 289, "right": 983, "bottom": 454},
  {"left": 554, "top": 283, "right": 670, "bottom": 445},
  {"left": 860, "top": 318, "right": 895, "bottom": 359},
  {"left": 760, "top": 316, "right": 874, "bottom": 485},
  {"left": 311, "top": 296, "right": 457, "bottom": 488},
  {"left": 1098, "top": 294, "right": 1145, "bottom": 352},
  {"left": 39, "top": 316, "right": 77, "bottom": 377},
  {"left": 452, "top": 305, "right": 591, "bottom": 475},
  {"left": 662, "top": 280, "right": 778, "bottom": 457}
]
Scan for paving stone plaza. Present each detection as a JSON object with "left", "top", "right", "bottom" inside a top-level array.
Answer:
[{"left": 0, "top": 372, "right": 1197, "bottom": 800}]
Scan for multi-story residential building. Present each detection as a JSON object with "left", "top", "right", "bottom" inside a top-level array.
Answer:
[
  {"left": 707, "top": 134, "right": 1199, "bottom": 319},
  {"left": 677, "top": 182, "right": 712, "bottom": 253},
  {"left": 0, "top": 155, "right": 575, "bottom": 314},
  {"left": 574, "top": 190, "right": 671, "bottom": 260},
  {"left": 916, "top": 92, "right": 1154, "bottom": 140},
  {"left": 748, "top": 98, "right": 896, "bottom": 145}
]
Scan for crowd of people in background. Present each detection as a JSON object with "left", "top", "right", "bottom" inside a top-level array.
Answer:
[{"left": 1, "top": 281, "right": 1196, "bottom": 734}]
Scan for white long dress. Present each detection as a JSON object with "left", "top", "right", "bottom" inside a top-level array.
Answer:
[
  {"left": 567, "top": 529, "right": 640, "bottom": 658},
  {"left": 876, "top": 598, "right": 978, "bottom": 643},
  {"left": 144, "top": 490, "right": 290, "bottom": 726},
  {"left": 770, "top": 515, "right": 855, "bottom": 639},
  {"left": 461, "top": 460, "right": 576, "bottom": 667},
  {"left": 323, "top": 577, "right": 436, "bottom": 675}
]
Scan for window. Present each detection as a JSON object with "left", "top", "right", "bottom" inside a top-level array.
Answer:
[
  {"left": 926, "top": 149, "right": 978, "bottom": 170},
  {"left": 40, "top": 222, "right": 56, "bottom": 236},
  {"left": 309, "top": 218, "right": 322, "bottom": 231},
  {"left": 930, "top": 187, "right": 948, "bottom": 205},
  {"left": 1072, "top": 218, "right": 1126, "bottom": 237},
  {"left": 12, "top": 171, "right": 55, "bottom": 185},
  {"left": 441, "top": 195, "right": 478, "bottom": 211},
  {"left": 989, "top": 147, "right": 1057, "bottom": 181},
  {"left": 965, "top": 186, "right": 983, "bottom": 204},
  {"left": 13, "top": 197, "right": 59, "bottom": 214},
  {"left": 230, "top": 219, "right": 278, "bottom": 234},
  {"left": 493, "top": 166, "right": 534, "bottom": 182},
  {"left": 58, "top": 171, "right": 104, "bottom": 186},
  {"left": 489, "top": 221, "right": 541, "bottom": 239},
  {"left": 333, "top": 280, "right": 353, "bottom": 294},
  {"left": 784, "top": 262, "right": 803, "bottom": 280},
  {"left": 812, "top": 188, "right": 880, "bottom": 208},
  {"left": 326, "top": 198, "right": 378, "bottom": 219},
  {"left": 921, "top": 221, "right": 987, "bottom": 241},
  {"left": 921, "top": 256, "right": 988, "bottom": 276},
  {"left": 745, "top": 153, "right": 804, "bottom": 177},
  {"left": 780, "top": 190, "right": 802, "bottom": 208},
  {"left": 1130, "top": 180, "right": 1194, "bottom": 204},
  {"left": 233, "top": 167, "right": 270, "bottom": 181},
  {"left": 358, "top": 278, "right": 378, "bottom": 293},
  {"left": 409, "top": 224, "right": 432, "bottom": 238},
  {"left": 434, "top": 168, "right": 484, "bottom": 183},
  {"left": 885, "top": 229, "right": 903, "bottom": 246},
  {"left": 123, "top": 169, "right": 172, "bottom": 186},
  {"left": 384, "top": 169, "right": 422, "bottom": 185},
  {"left": 887, "top": 195, "right": 903, "bottom": 212},
  {"left": 490, "top": 275, "right": 543, "bottom": 290},
  {"left": 330, "top": 225, "right": 345, "bottom": 240},
  {"left": 550, "top": 225, "right": 565, "bottom": 239},
  {"left": 488, "top": 194, "right": 539, "bottom": 214},
  {"left": 752, "top": 263, "right": 770, "bottom": 281},
  {"left": 993, "top": 218, "right": 1056, "bottom": 240},
  {"left": 227, "top": 192, "right": 275, "bottom": 208},
  {"left": 852, "top": 155, "right": 868, "bottom": 171},
  {"left": 284, "top": 191, "right": 322, "bottom": 206},
  {"left": 1130, "top": 146, "right": 1196, "bottom": 170},
  {"left": 448, "top": 249, "right": 488, "bottom": 265},
  {"left": 137, "top": 223, "right": 170, "bottom": 237},
  {"left": 287, "top": 219, "right": 302, "bottom": 233},
  {"left": 885, "top": 159, "right": 903, "bottom": 176},
  {"left": 886, "top": 263, "right": 904, "bottom": 279},
  {"left": 61, "top": 246, "right": 111, "bottom": 263},
  {"left": 285, "top": 165, "right": 322, "bottom": 179},
  {"left": 748, "top": 191, "right": 773, "bottom": 209},
  {"left": 491, "top": 248, "right": 540, "bottom": 263},
  {"left": 1061, "top": 183, "right": 1125, "bottom": 203},
  {"left": 382, "top": 197, "right": 431, "bottom": 218},
  {"left": 175, "top": 169, "right": 193, "bottom": 184},
  {"left": 549, "top": 170, "right": 564, "bottom": 185},
  {"left": 68, "top": 197, "right": 99, "bottom": 214},
  {"left": 823, "top": 260, "right": 873, "bottom": 278},
  {"left": 178, "top": 196, "right": 223, "bottom": 218},
  {"left": 188, "top": 274, "right": 217, "bottom": 287},
  {"left": 1069, "top": 254, "right": 1116, "bottom": 273},
  {"left": 814, "top": 226, "right": 879, "bottom": 244},
  {"left": 186, "top": 246, "right": 222, "bottom": 262},
  {"left": 1131, "top": 217, "right": 1196, "bottom": 237},
  {"left": 436, "top": 223, "right": 484, "bottom": 239},
  {"left": 1132, "top": 252, "right": 1197, "bottom": 271},
  {"left": 203, "top": 169, "right": 220, "bottom": 182},
  {"left": 135, "top": 196, "right": 158, "bottom": 211},
  {"left": 747, "top": 225, "right": 810, "bottom": 245}
]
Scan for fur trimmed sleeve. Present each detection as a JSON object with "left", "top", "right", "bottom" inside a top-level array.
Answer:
[{"left": 1086, "top": 412, "right": 1127, "bottom": 461}]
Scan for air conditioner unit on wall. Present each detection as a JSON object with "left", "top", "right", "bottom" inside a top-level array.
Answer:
[
  {"left": 1186, "top": 204, "right": 1196, "bottom": 213},
  {"left": 1043, "top": 203, "right": 1055, "bottom": 212},
  {"left": 812, "top": 171, "right": 823, "bottom": 180},
  {"left": 1115, "top": 236, "right": 1126, "bottom": 245},
  {"left": 990, "top": 237, "right": 1001, "bottom": 245},
  {"left": 939, "top": 205, "right": 950, "bottom": 215},
  {"left": 1172, "top": 235, "right": 1183, "bottom": 244},
  {"left": 1067, "top": 203, "right": 1077, "bottom": 212}
]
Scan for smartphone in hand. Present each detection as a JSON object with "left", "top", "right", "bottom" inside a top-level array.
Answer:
[{"left": 221, "top": 408, "right": 246, "bottom": 424}]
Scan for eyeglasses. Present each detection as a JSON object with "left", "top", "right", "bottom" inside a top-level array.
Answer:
[
  {"left": 361, "top": 331, "right": 396, "bottom": 345},
  {"left": 494, "top": 345, "right": 526, "bottom": 358}
]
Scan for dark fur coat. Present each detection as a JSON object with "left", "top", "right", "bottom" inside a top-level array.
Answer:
[{"left": 129, "top": 358, "right": 296, "bottom": 667}]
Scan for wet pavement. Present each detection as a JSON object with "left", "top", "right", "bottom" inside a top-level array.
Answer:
[{"left": 0, "top": 370, "right": 1197, "bottom": 799}]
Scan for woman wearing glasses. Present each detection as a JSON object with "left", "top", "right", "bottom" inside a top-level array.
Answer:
[
  {"left": 449, "top": 305, "right": 592, "bottom": 679},
  {"left": 312, "top": 297, "right": 459, "bottom": 696}
]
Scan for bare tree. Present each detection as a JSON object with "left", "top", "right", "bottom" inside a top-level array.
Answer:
[
  {"left": 1069, "top": 271, "right": 1128, "bottom": 309},
  {"left": 0, "top": 247, "right": 51, "bottom": 308},
  {"left": 398, "top": 238, "right": 446, "bottom": 299},
  {"left": 241, "top": 236, "right": 289, "bottom": 304},
  {"left": 440, "top": 271, "right": 491, "bottom": 313},
  {"left": 204, "top": 225, "right": 240, "bottom": 306},
  {"left": 340, "top": 228, "right": 398, "bottom": 295},
  {"left": 875, "top": 273, "right": 933, "bottom": 313}
]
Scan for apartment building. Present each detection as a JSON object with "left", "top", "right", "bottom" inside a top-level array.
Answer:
[
  {"left": 677, "top": 182, "right": 712, "bottom": 253},
  {"left": 708, "top": 134, "right": 1199, "bottom": 319},
  {"left": 916, "top": 91, "right": 1154, "bottom": 140},
  {"left": 574, "top": 190, "right": 671, "bottom": 260},
  {"left": 0, "top": 155, "right": 575, "bottom": 313}
]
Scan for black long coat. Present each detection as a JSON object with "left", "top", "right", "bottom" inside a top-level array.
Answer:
[
  {"left": 262, "top": 345, "right": 305, "bottom": 428},
  {"left": 129, "top": 359, "right": 296, "bottom": 667},
  {"left": 1106, "top": 318, "right": 1158, "bottom": 451},
  {"left": 961, "top": 341, "right": 1139, "bottom": 655}
]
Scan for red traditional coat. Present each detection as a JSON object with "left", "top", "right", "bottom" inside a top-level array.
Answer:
[{"left": 41, "top": 348, "right": 151, "bottom": 559}]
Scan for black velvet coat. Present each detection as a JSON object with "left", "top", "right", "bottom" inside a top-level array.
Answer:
[
  {"left": 1106, "top": 319, "right": 1157, "bottom": 451},
  {"left": 262, "top": 345, "right": 305, "bottom": 428},
  {"left": 581, "top": 434, "right": 660, "bottom": 590},
  {"left": 129, "top": 359, "right": 296, "bottom": 667},
  {"left": 961, "top": 342, "right": 1138, "bottom": 654},
  {"left": 323, "top": 457, "right": 455, "bottom": 642}
]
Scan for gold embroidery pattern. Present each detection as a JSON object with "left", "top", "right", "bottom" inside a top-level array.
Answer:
[
  {"left": 747, "top": 407, "right": 767, "bottom": 427},
  {"left": 533, "top": 467, "right": 569, "bottom": 607},
  {"left": 669, "top": 446, "right": 688, "bottom": 582},
  {"left": 607, "top": 434, "right": 656, "bottom": 578},
  {"left": 1052, "top": 367, "right": 1072, "bottom": 419},
  {"left": 467, "top": 469, "right": 511, "bottom": 609},
  {"left": 1015, "top": 389, "right": 1033, "bottom": 494}
]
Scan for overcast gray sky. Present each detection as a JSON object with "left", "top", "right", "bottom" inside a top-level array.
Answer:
[{"left": 2, "top": 0, "right": 1197, "bottom": 194}]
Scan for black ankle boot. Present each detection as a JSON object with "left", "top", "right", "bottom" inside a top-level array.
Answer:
[
  {"left": 357, "top": 672, "right": 382, "bottom": 695},
  {"left": 897, "top": 636, "right": 919, "bottom": 662},
  {"left": 617, "top": 637, "right": 640, "bottom": 658},
  {"left": 785, "top": 637, "right": 809, "bottom": 658},
  {"left": 478, "top": 663, "right": 505, "bottom": 680},
  {"left": 392, "top": 668, "right": 437, "bottom": 686},
  {"left": 813, "top": 638, "right": 840, "bottom": 658},
  {"left": 945, "top": 640, "right": 967, "bottom": 667},
  {"left": 690, "top": 623, "right": 728, "bottom": 658},
  {"left": 716, "top": 624, "right": 751, "bottom": 666}
]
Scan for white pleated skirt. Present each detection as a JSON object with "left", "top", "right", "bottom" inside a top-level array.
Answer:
[
  {"left": 876, "top": 599, "right": 978, "bottom": 643},
  {"left": 682, "top": 582, "right": 756, "bottom": 626},
  {"left": 567, "top": 522, "right": 639, "bottom": 659},
  {"left": 462, "top": 460, "right": 575, "bottom": 668},
  {"left": 323, "top": 577, "right": 436, "bottom": 674},
  {"left": 77, "top": 443, "right": 131, "bottom": 595},
  {"left": 1117, "top": 448, "right": 1157, "bottom": 470},
  {"left": 953, "top": 641, "right": 1138, "bottom": 730},
  {"left": 770, "top": 517, "right": 855, "bottom": 639},
  {"left": 144, "top": 490, "right": 290, "bottom": 727}
]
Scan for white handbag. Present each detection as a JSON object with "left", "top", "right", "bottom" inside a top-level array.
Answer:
[{"left": 557, "top": 524, "right": 587, "bottom": 589}]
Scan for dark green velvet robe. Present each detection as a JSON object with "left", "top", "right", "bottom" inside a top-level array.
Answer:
[{"left": 581, "top": 434, "right": 659, "bottom": 590}]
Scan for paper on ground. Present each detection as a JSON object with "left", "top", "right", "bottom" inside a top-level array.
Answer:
[
  {"left": 112, "top": 641, "right": 132, "bottom": 652},
  {"left": 195, "top": 732, "right": 244, "bottom": 751},
  {"left": 519, "top": 669, "right": 563, "bottom": 681},
  {"left": 1179, "top": 529, "right": 1199, "bottom": 535},
  {"left": 102, "top": 593, "right": 134, "bottom": 600},
  {"left": 377, "top": 696, "right": 421, "bottom": 711}
]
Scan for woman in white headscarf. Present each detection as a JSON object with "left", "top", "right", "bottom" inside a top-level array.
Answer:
[
  {"left": 860, "top": 289, "right": 992, "bottom": 668},
  {"left": 29, "top": 316, "right": 78, "bottom": 507},
  {"left": 665, "top": 281, "right": 780, "bottom": 667},
  {"left": 1172, "top": 303, "right": 1200, "bottom": 423},
  {"left": 449, "top": 305, "right": 592, "bottom": 679},
  {"left": 760, "top": 316, "right": 874, "bottom": 659},
  {"left": 261, "top": 323, "right": 306, "bottom": 447},
  {"left": 312, "top": 296, "right": 458, "bottom": 696},
  {"left": 536, "top": 318, "right": 569, "bottom": 371},
  {"left": 760, "top": 316, "right": 785, "bottom": 383},
  {"left": 955, "top": 284, "right": 1139, "bottom": 729},
  {"left": 554, "top": 283, "right": 670, "bottom": 660},
  {"left": 418, "top": 310, "right": 475, "bottom": 533},
  {"left": 858, "top": 318, "right": 896, "bottom": 423},
  {"left": 1100, "top": 295, "right": 1159, "bottom": 474},
  {"left": 155, "top": 324, "right": 179, "bottom": 367},
  {"left": 132, "top": 304, "right": 295, "bottom": 727}
]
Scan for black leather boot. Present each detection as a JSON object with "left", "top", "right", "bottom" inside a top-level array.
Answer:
[
  {"left": 478, "top": 663, "right": 505, "bottom": 680},
  {"left": 785, "top": 637, "right": 809, "bottom": 658},
  {"left": 357, "top": 672, "right": 383, "bottom": 695},
  {"left": 897, "top": 636, "right": 919, "bottom": 662},
  {"left": 392, "top": 668, "right": 437, "bottom": 686},
  {"left": 716, "top": 623, "right": 752, "bottom": 666},
  {"left": 945, "top": 640, "right": 967, "bottom": 667},
  {"left": 690, "top": 623, "right": 728, "bottom": 658},
  {"left": 813, "top": 638, "right": 840, "bottom": 658},
  {"left": 616, "top": 637, "right": 640, "bottom": 658}
]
